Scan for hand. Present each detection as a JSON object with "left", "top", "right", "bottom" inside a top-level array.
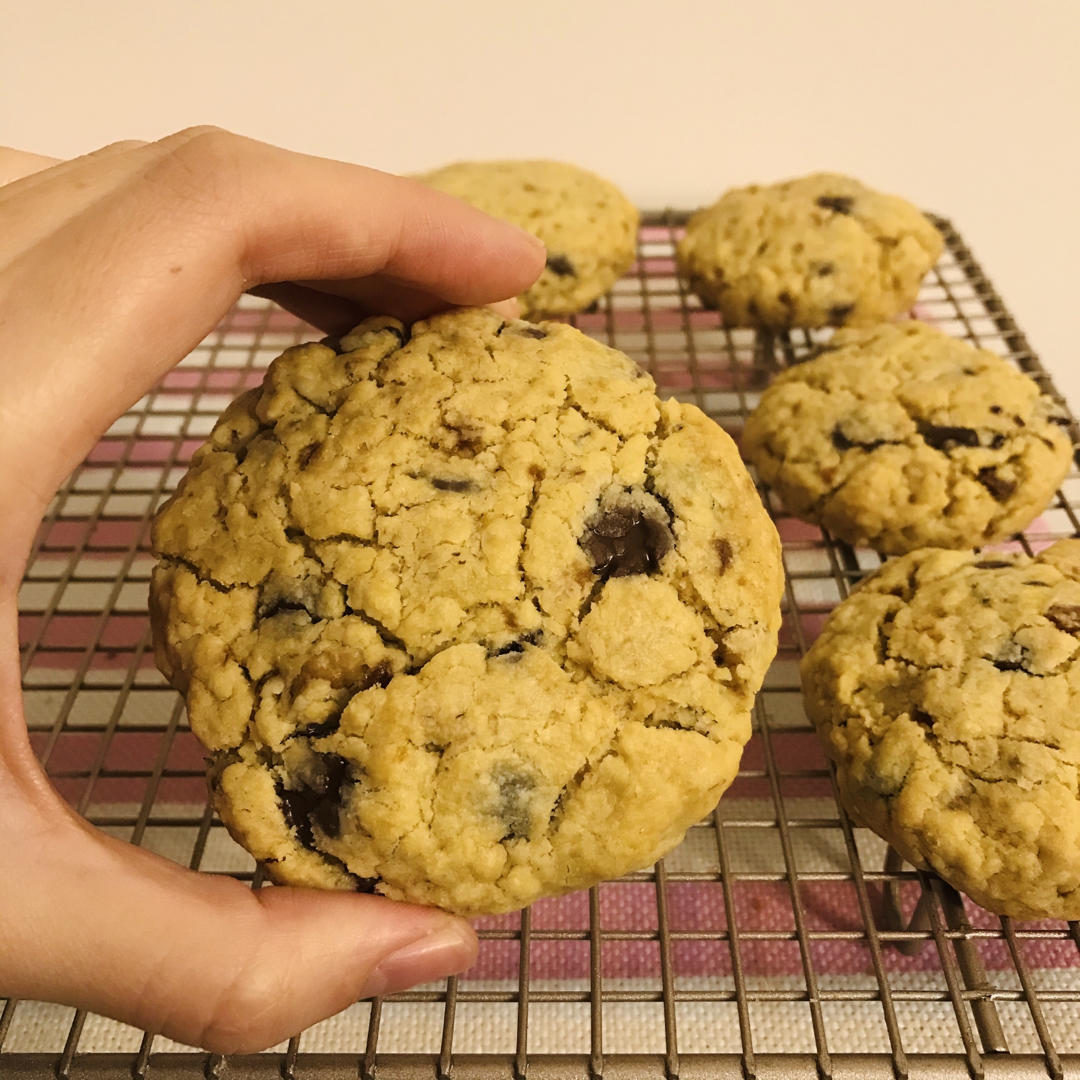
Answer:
[{"left": 0, "top": 128, "right": 546, "bottom": 1053}]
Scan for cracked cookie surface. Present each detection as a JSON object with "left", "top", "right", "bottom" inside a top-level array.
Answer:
[
  {"left": 742, "top": 321, "right": 1072, "bottom": 554},
  {"left": 418, "top": 160, "right": 638, "bottom": 317},
  {"left": 802, "top": 541, "right": 1080, "bottom": 919},
  {"left": 150, "top": 307, "right": 783, "bottom": 914},
  {"left": 676, "top": 172, "right": 943, "bottom": 328}
]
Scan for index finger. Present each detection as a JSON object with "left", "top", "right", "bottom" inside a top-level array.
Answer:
[{"left": 0, "top": 128, "right": 547, "bottom": 532}]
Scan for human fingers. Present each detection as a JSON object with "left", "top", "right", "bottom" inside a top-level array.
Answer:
[
  {"left": 0, "top": 148, "right": 61, "bottom": 185},
  {"left": 0, "top": 127, "right": 545, "bottom": 540},
  {"left": 0, "top": 800, "right": 476, "bottom": 1053}
]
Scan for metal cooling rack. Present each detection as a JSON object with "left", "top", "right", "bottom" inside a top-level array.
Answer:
[{"left": 6, "top": 212, "right": 1080, "bottom": 1080}]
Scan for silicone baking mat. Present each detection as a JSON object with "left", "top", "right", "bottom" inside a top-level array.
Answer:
[{"left": 6, "top": 213, "right": 1080, "bottom": 1080}]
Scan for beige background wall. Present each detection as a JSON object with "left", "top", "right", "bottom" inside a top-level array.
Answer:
[{"left": 4, "top": 0, "right": 1078, "bottom": 405}]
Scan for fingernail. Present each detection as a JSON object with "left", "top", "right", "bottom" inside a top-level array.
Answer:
[
  {"left": 511, "top": 224, "right": 546, "bottom": 252},
  {"left": 488, "top": 297, "right": 523, "bottom": 318},
  {"left": 365, "top": 921, "right": 477, "bottom": 998}
]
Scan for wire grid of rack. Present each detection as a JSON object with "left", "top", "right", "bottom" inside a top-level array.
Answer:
[{"left": 6, "top": 212, "right": 1080, "bottom": 1080}]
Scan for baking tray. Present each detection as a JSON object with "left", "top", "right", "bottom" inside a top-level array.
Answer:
[{"left": 5, "top": 212, "right": 1080, "bottom": 1080}]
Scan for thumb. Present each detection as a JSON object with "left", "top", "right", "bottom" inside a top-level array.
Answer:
[{"left": 2, "top": 812, "right": 476, "bottom": 1053}]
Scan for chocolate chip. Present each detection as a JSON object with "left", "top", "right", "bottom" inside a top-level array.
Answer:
[
  {"left": 912, "top": 708, "right": 934, "bottom": 729},
  {"left": 1047, "top": 604, "right": 1080, "bottom": 633},
  {"left": 814, "top": 262, "right": 835, "bottom": 277},
  {"left": 831, "top": 426, "right": 887, "bottom": 452},
  {"left": 361, "top": 661, "right": 393, "bottom": 690},
  {"left": 816, "top": 195, "right": 854, "bottom": 214},
  {"left": 715, "top": 538, "right": 734, "bottom": 572},
  {"left": 989, "top": 434, "right": 1007, "bottom": 450},
  {"left": 257, "top": 598, "right": 318, "bottom": 623},
  {"left": 977, "top": 467, "right": 1016, "bottom": 501},
  {"left": 988, "top": 641, "right": 1030, "bottom": 673},
  {"left": 492, "top": 629, "right": 543, "bottom": 659},
  {"left": 297, "top": 442, "right": 321, "bottom": 469},
  {"left": 917, "top": 421, "right": 980, "bottom": 451},
  {"left": 292, "top": 716, "right": 341, "bottom": 740},
  {"left": 827, "top": 303, "right": 855, "bottom": 326},
  {"left": 546, "top": 254, "right": 575, "bottom": 277},
  {"left": 580, "top": 491, "right": 674, "bottom": 578},
  {"left": 756, "top": 241, "right": 769, "bottom": 256},
  {"left": 1049, "top": 414, "right": 1072, "bottom": 428},
  {"left": 431, "top": 477, "right": 476, "bottom": 492},
  {"left": 519, "top": 327, "right": 547, "bottom": 339},
  {"left": 778, "top": 290, "right": 794, "bottom": 307},
  {"left": 277, "top": 753, "right": 353, "bottom": 849},
  {"left": 990, "top": 405, "right": 1003, "bottom": 415},
  {"left": 492, "top": 767, "right": 535, "bottom": 842},
  {"left": 1014, "top": 416, "right": 1026, "bottom": 427},
  {"left": 974, "top": 560, "right": 1013, "bottom": 569}
]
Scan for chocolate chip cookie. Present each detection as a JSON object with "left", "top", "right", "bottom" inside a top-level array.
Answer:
[
  {"left": 742, "top": 321, "right": 1072, "bottom": 553},
  {"left": 676, "top": 172, "right": 943, "bottom": 328},
  {"left": 418, "top": 160, "right": 638, "bottom": 316},
  {"left": 802, "top": 540, "right": 1080, "bottom": 919},
  {"left": 151, "top": 307, "right": 783, "bottom": 914}
]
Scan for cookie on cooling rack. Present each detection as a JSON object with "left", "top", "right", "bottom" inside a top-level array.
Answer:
[
  {"left": 741, "top": 321, "right": 1072, "bottom": 554},
  {"left": 676, "top": 172, "right": 943, "bottom": 328},
  {"left": 150, "top": 307, "right": 783, "bottom": 915},
  {"left": 802, "top": 540, "right": 1080, "bottom": 920},
  {"left": 418, "top": 160, "right": 638, "bottom": 316}
]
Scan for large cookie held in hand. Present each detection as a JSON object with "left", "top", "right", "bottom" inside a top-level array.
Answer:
[{"left": 151, "top": 308, "right": 783, "bottom": 914}]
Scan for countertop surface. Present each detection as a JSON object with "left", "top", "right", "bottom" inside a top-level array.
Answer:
[{"left": 4, "top": 0, "right": 1078, "bottom": 407}]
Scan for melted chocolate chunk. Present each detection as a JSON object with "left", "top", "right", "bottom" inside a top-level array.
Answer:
[
  {"left": 977, "top": 467, "right": 1016, "bottom": 502},
  {"left": 493, "top": 768, "right": 535, "bottom": 842},
  {"left": 715, "top": 538, "right": 734, "bottom": 572},
  {"left": 816, "top": 195, "right": 854, "bottom": 214},
  {"left": 580, "top": 494, "right": 674, "bottom": 578},
  {"left": 1047, "top": 604, "right": 1080, "bottom": 633},
  {"left": 828, "top": 303, "right": 855, "bottom": 326},
  {"left": 917, "top": 421, "right": 980, "bottom": 451},
  {"left": 546, "top": 253, "right": 575, "bottom": 277},
  {"left": 277, "top": 753, "right": 353, "bottom": 849},
  {"left": 431, "top": 477, "right": 477, "bottom": 493}
]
